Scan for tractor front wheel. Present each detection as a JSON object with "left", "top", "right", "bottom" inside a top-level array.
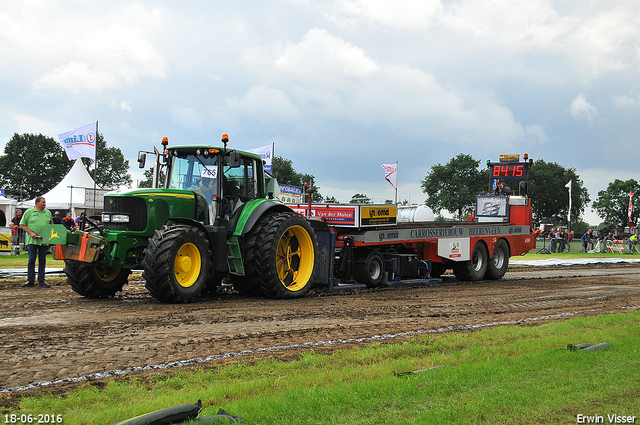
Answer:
[
  {"left": 64, "top": 260, "right": 130, "bottom": 298},
  {"left": 143, "top": 225, "right": 212, "bottom": 303}
]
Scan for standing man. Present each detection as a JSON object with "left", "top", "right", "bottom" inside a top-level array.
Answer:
[
  {"left": 20, "top": 197, "right": 52, "bottom": 288},
  {"left": 548, "top": 228, "right": 557, "bottom": 253},
  {"left": 581, "top": 230, "right": 593, "bottom": 252},
  {"left": 11, "top": 209, "right": 23, "bottom": 249}
]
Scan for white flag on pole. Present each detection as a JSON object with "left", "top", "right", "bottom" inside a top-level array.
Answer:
[
  {"left": 59, "top": 122, "right": 97, "bottom": 160},
  {"left": 381, "top": 163, "right": 398, "bottom": 189},
  {"left": 248, "top": 145, "right": 273, "bottom": 174}
]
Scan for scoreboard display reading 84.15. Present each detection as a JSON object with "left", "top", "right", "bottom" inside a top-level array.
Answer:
[{"left": 490, "top": 163, "right": 528, "bottom": 180}]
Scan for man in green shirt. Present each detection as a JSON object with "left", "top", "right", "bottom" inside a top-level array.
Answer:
[{"left": 20, "top": 196, "right": 53, "bottom": 288}]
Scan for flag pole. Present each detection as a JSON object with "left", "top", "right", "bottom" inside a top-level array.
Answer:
[
  {"left": 93, "top": 121, "right": 98, "bottom": 215},
  {"left": 395, "top": 160, "right": 398, "bottom": 205}
]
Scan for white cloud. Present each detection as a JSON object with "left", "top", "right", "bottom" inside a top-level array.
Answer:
[
  {"left": 569, "top": 94, "right": 598, "bottom": 123},
  {"left": 612, "top": 94, "right": 639, "bottom": 108},
  {"left": 523, "top": 124, "right": 548, "bottom": 145},
  {"left": 225, "top": 85, "right": 302, "bottom": 124},
  {"left": 275, "top": 28, "right": 379, "bottom": 86},
  {"left": 334, "top": 0, "right": 444, "bottom": 30},
  {"left": 171, "top": 106, "right": 201, "bottom": 130},
  {"left": 1, "top": 3, "right": 167, "bottom": 93}
]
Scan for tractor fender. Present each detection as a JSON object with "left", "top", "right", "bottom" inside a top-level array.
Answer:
[
  {"left": 169, "top": 217, "right": 209, "bottom": 236},
  {"left": 240, "top": 200, "right": 292, "bottom": 235},
  {"left": 167, "top": 217, "right": 228, "bottom": 272}
]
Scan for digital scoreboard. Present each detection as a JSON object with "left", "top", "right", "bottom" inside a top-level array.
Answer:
[{"left": 489, "top": 163, "right": 527, "bottom": 179}]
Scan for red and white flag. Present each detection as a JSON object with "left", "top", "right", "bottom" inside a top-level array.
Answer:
[
  {"left": 629, "top": 191, "right": 634, "bottom": 221},
  {"left": 381, "top": 163, "right": 397, "bottom": 189},
  {"left": 59, "top": 122, "right": 97, "bottom": 160}
]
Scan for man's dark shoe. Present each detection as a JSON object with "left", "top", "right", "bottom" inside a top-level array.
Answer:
[
  {"left": 23, "top": 281, "right": 35, "bottom": 287},
  {"left": 38, "top": 281, "right": 51, "bottom": 288}
]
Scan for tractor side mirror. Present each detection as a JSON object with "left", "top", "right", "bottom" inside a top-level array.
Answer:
[
  {"left": 137, "top": 151, "right": 146, "bottom": 169},
  {"left": 229, "top": 151, "right": 242, "bottom": 167}
]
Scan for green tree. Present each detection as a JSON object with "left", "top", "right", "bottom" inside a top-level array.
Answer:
[
  {"left": 350, "top": 193, "right": 372, "bottom": 204},
  {"left": 271, "top": 155, "right": 322, "bottom": 202},
  {"left": 138, "top": 167, "right": 166, "bottom": 188},
  {"left": 0, "top": 133, "right": 71, "bottom": 201},
  {"left": 81, "top": 133, "right": 132, "bottom": 189},
  {"left": 592, "top": 179, "right": 640, "bottom": 228},
  {"left": 527, "top": 159, "right": 589, "bottom": 225},
  {"left": 421, "top": 154, "right": 488, "bottom": 220},
  {"left": 324, "top": 196, "right": 338, "bottom": 203}
]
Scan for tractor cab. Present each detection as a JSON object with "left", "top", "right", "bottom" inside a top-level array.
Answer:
[
  {"left": 164, "top": 147, "right": 264, "bottom": 229},
  {"left": 138, "top": 135, "right": 266, "bottom": 229}
]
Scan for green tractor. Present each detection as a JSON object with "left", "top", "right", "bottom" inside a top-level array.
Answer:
[{"left": 52, "top": 135, "right": 320, "bottom": 303}]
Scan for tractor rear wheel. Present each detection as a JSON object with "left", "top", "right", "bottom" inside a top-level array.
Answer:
[
  {"left": 452, "top": 243, "right": 488, "bottom": 281},
  {"left": 64, "top": 260, "right": 130, "bottom": 298},
  {"left": 238, "top": 211, "right": 317, "bottom": 299},
  {"left": 143, "top": 225, "right": 212, "bottom": 303}
]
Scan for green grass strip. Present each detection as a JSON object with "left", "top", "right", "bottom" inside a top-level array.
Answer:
[{"left": 8, "top": 310, "right": 640, "bottom": 424}]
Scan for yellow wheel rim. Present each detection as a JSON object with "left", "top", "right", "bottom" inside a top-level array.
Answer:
[
  {"left": 174, "top": 242, "right": 202, "bottom": 288},
  {"left": 94, "top": 266, "right": 122, "bottom": 282},
  {"left": 276, "top": 225, "right": 315, "bottom": 292}
]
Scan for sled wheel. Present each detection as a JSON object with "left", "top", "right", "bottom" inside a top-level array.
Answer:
[
  {"left": 485, "top": 239, "right": 510, "bottom": 280},
  {"left": 354, "top": 250, "right": 385, "bottom": 287},
  {"left": 452, "top": 242, "right": 488, "bottom": 281},
  {"left": 64, "top": 260, "right": 130, "bottom": 298},
  {"left": 143, "top": 224, "right": 212, "bottom": 303}
]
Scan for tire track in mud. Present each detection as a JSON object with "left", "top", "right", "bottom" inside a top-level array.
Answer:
[{"left": 1, "top": 264, "right": 640, "bottom": 398}]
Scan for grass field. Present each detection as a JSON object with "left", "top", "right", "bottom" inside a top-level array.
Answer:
[{"left": 5, "top": 311, "right": 639, "bottom": 424}]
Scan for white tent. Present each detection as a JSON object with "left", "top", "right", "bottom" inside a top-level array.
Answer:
[
  {"left": 17, "top": 159, "right": 103, "bottom": 215},
  {"left": 0, "top": 195, "right": 17, "bottom": 227}
]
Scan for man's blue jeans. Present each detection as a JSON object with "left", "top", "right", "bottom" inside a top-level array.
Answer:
[{"left": 27, "top": 244, "right": 49, "bottom": 283}]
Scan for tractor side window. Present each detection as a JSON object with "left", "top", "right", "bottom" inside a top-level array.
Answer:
[
  {"left": 224, "top": 158, "right": 256, "bottom": 200},
  {"left": 222, "top": 158, "right": 258, "bottom": 226}
]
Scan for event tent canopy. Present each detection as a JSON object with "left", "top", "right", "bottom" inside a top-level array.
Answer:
[{"left": 18, "top": 159, "right": 101, "bottom": 213}]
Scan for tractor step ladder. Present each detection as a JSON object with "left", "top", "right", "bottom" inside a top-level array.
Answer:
[{"left": 227, "top": 236, "right": 245, "bottom": 275}]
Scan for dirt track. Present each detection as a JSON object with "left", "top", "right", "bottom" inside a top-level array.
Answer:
[{"left": 1, "top": 263, "right": 640, "bottom": 403}]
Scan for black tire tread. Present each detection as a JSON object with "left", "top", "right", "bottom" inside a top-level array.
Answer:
[
  {"left": 234, "top": 211, "right": 316, "bottom": 299},
  {"left": 64, "top": 260, "right": 129, "bottom": 298},
  {"left": 452, "top": 243, "right": 488, "bottom": 281},
  {"left": 142, "top": 225, "right": 212, "bottom": 303},
  {"left": 485, "top": 239, "right": 510, "bottom": 280}
]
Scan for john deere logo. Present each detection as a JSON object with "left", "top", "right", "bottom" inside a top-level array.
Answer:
[{"left": 50, "top": 228, "right": 60, "bottom": 240}]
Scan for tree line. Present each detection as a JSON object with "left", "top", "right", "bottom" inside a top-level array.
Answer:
[
  {"left": 420, "top": 153, "right": 639, "bottom": 233},
  {"left": 0, "top": 133, "right": 132, "bottom": 201}
]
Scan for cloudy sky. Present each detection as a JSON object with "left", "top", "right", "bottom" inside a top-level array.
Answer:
[{"left": 2, "top": 0, "right": 639, "bottom": 224}]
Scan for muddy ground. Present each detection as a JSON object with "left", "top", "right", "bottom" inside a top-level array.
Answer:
[{"left": 1, "top": 263, "right": 640, "bottom": 406}]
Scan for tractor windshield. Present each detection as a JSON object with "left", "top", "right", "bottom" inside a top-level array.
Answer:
[{"left": 168, "top": 154, "right": 219, "bottom": 200}]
